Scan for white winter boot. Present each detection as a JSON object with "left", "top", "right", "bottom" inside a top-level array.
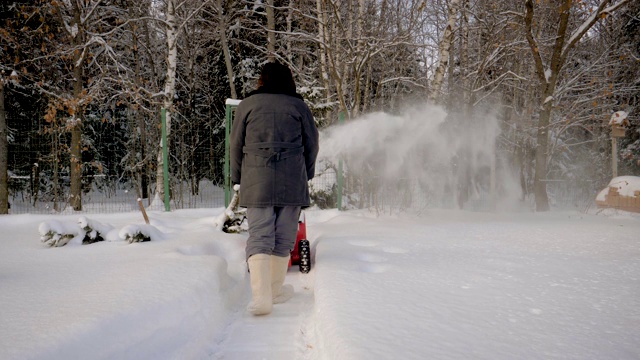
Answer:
[
  {"left": 247, "top": 254, "right": 273, "bottom": 315},
  {"left": 271, "top": 255, "right": 294, "bottom": 304}
]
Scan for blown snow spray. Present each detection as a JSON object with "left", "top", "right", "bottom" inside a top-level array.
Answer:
[{"left": 314, "top": 103, "right": 521, "bottom": 211}]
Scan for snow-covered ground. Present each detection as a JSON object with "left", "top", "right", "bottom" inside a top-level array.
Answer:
[{"left": 1, "top": 207, "right": 639, "bottom": 360}]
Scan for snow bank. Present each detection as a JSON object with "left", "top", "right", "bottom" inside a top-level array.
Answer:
[
  {"left": 3, "top": 208, "right": 640, "bottom": 359},
  {"left": 596, "top": 176, "right": 640, "bottom": 213}
]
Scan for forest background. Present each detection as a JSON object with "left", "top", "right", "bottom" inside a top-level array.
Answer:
[{"left": 0, "top": 0, "right": 638, "bottom": 215}]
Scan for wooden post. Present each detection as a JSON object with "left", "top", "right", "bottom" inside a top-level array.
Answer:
[
  {"left": 137, "top": 198, "right": 150, "bottom": 224},
  {"left": 612, "top": 137, "right": 618, "bottom": 178},
  {"left": 610, "top": 111, "right": 628, "bottom": 179}
]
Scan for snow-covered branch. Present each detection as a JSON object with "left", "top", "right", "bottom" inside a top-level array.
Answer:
[
  {"left": 561, "top": 0, "right": 629, "bottom": 62},
  {"left": 80, "top": 0, "right": 104, "bottom": 25}
]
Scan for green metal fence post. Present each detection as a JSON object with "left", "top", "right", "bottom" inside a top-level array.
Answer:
[
  {"left": 161, "top": 108, "right": 170, "bottom": 212},
  {"left": 224, "top": 99, "right": 240, "bottom": 207},
  {"left": 337, "top": 111, "right": 345, "bottom": 210}
]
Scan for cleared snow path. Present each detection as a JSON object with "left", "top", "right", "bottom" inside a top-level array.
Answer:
[{"left": 211, "top": 269, "right": 316, "bottom": 359}]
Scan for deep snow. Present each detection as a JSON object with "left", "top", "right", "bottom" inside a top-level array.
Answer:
[{"left": 1, "top": 207, "right": 639, "bottom": 360}]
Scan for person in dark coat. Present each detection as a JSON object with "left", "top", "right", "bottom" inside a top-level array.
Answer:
[{"left": 230, "top": 61, "right": 319, "bottom": 315}]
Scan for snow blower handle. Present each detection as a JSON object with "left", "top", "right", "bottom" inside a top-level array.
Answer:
[{"left": 229, "top": 184, "right": 241, "bottom": 213}]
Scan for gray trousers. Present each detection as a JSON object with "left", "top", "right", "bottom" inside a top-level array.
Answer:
[{"left": 245, "top": 206, "right": 301, "bottom": 260}]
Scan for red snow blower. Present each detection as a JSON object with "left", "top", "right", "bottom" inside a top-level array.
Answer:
[{"left": 290, "top": 212, "right": 311, "bottom": 273}]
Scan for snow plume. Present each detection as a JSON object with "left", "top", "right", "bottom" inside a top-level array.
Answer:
[{"left": 317, "top": 103, "right": 519, "bottom": 211}]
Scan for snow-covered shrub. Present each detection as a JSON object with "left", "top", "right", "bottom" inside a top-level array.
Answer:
[
  {"left": 309, "top": 160, "right": 338, "bottom": 209},
  {"left": 118, "top": 224, "right": 165, "bottom": 243},
  {"left": 213, "top": 184, "right": 248, "bottom": 233},
  {"left": 39, "top": 220, "right": 84, "bottom": 247},
  {"left": 310, "top": 182, "right": 337, "bottom": 209},
  {"left": 78, "top": 216, "right": 114, "bottom": 244},
  {"left": 221, "top": 210, "right": 247, "bottom": 233}
]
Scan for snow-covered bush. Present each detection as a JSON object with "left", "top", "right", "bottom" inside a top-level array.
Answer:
[
  {"left": 119, "top": 225, "right": 151, "bottom": 243},
  {"left": 39, "top": 216, "right": 163, "bottom": 246},
  {"left": 219, "top": 211, "right": 247, "bottom": 233},
  {"left": 118, "top": 224, "right": 165, "bottom": 243},
  {"left": 213, "top": 184, "right": 248, "bottom": 233},
  {"left": 39, "top": 220, "right": 84, "bottom": 247},
  {"left": 309, "top": 160, "right": 338, "bottom": 209},
  {"left": 78, "top": 216, "right": 114, "bottom": 244}
]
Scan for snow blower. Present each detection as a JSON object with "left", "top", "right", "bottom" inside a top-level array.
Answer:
[{"left": 290, "top": 212, "right": 311, "bottom": 273}]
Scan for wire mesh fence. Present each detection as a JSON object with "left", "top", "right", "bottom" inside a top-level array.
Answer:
[
  {"left": 8, "top": 176, "right": 229, "bottom": 215},
  {"left": 8, "top": 173, "right": 338, "bottom": 215},
  {"left": 546, "top": 180, "right": 600, "bottom": 212},
  {"left": 7, "top": 171, "right": 601, "bottom": 216},
  {"left": 5, "top": 110, "right": 601, "bottom": 215},
  {"left": 6, "top": 107, "right": 229, "bottom": 214},
  {"left": 7, "top": 158, "right": 600, "bottom": 215}
]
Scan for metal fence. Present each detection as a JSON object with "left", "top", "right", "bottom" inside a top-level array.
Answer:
[
  {"left": 8, "top": 174, "right": 338, "bottom": 215},
  {"left": 8, "top": 176, "right": 226, "bottom": 214},
  {"left": 5, "top": 106, "right": 601, "bottom": 215},
  {"left": 6, "top": 106, "right": 231, "bottom": 214},
  {"left": 7, "top": 163, "right": 599, "bottom": 215},
  {"left": 546, "top": 179, "right": 600, "bottom": 212}
]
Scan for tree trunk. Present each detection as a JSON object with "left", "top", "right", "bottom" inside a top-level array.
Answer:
[
  {"left": 266, "top": 0, "right": 276, "bottom": 61},
  {"left": 326, "top": 0, "right": 349, "bottom": 119},
  {"left": 430, "top": 0, "right": 461, "bottom": 103},
  {"left": 286, "top": 0, "right": 294, "bottom": 64},
  {"left": 69, "top": 3, "right": 84, "bottom": 211},
  {"left": 533, "top": 100, "right": 552, "bottom": 211},
  {"left": 70, "top": 64, "right": 83, "bottom": 211},
  {"left": 217, "top": 0, "right": 237, "bottom": 99},
  {"left": 156, "top": 0, "right": 178, "bottom": 205},
  {"left": 316, "top": 0, "right": 332, "bottom": 119},
  {"left": 351, "top": 0, "right": 366, "bottom": 117},
  {"left": 0, "top": 80, "right": 8, "bottom": 214},
  {"left": 130, "top": 0, "right": 148, "bottom": 200},
  {"left": 524, "top": 0, "right": 629, "bottom": 211}
]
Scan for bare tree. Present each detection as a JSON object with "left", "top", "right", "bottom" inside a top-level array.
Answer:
[
  {"left": 214, "top": 0, "right": 238, "bottom": 99},
  {"left": 522, "top": 0, "right": 630, "bottom": 211},
  {"left": 153, "top": 0, "right": 211, "bottom": 207},
  {"left": 21, "top": 0, "right": 135, "bottom": 211},
  {"left": 430, "top": 0, "right": 461, "bottom": 103}
]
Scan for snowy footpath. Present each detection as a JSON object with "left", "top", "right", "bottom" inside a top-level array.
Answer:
[
  {"left": 211, "top": 271, "right": 315, "bottom": 360},
  {"left": 1, "top": 207, "right": 640, "bottom": 359}
]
